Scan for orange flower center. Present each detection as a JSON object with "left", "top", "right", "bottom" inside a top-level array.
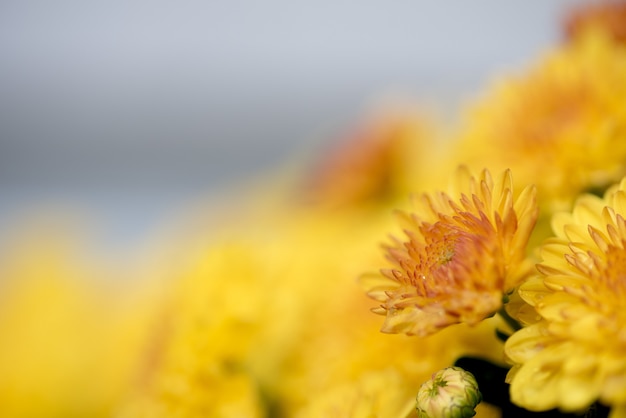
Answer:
[
  {"left": 403, "top": 221, "right": 479, "bottom": 299},
  {"left": 423, "top": 222, "right": 459, "bottom": 268}
]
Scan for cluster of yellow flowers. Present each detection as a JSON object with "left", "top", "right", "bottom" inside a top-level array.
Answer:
[{"left": 1, "top": 3, "right": 625, "bottom": 417}]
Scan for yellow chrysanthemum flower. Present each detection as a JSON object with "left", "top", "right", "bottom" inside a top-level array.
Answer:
[
  {"left": 506, "top": 177, "right": 626, "bottom": 414},
  {"left": 0, "top": 219, "right": 157, "bottom": 418},
  {"left": 564, "top": 0, "right": 626, "bottom": 44},
  {"left": 364, "top": 168, "right": 538, "bottom": 337},
  {"left": 115, "top": 242, "right": 273, "bottom": 418},
  {"left": 303, "top": 110, "right": 440, "bottom": 209},
  {"left": 454, "top": 27, "right": 626, "bottom": 213},
  {"left": 294, "top": 369, "right": 416, "bottom": 418}
]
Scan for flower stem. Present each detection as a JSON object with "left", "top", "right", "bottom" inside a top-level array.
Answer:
[{"left": 497, "top": 307, "right": 522, "bottom": 332}]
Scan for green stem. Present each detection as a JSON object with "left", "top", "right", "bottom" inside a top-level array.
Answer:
[{"left": 497, "top": 307, "right": 522, "bottom": 332}]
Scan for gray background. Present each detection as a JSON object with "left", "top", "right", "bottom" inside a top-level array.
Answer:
[{"left": 0, "top": 0, "right": 582, "bottom": 246}]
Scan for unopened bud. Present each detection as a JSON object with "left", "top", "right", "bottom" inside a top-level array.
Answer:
[{"left": 416, "top": 366, "right": 482, "bottom": 418}]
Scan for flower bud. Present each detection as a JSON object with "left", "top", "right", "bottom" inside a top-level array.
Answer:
[{"left": 416, "top": 366, "right": 482, "bottom": 418}]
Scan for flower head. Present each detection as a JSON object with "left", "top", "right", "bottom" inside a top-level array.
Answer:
[
  {"left": 303, "top": 112, "right": 436, "bottom": 209},
  {"left": 294, "top": 369, "right": 416, "bottom": 418},
  {"left": 454, "top": 28, "right": 626, "bottom": 212},
  {"left": 363, "top": 168, "right": 538, "bottom": 336},
  {"left": 564, "top": 0, "right": 626, "bottom": 44},
  {"left": 506, "top": 177, "right": 626, "bottom": 412},
  {"left": 416, "top": 367, "right": 482, "bottom": 418}
]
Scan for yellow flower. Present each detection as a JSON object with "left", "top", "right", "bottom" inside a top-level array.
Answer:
[
  {"left": 0, "top": 220, "right": 154, "bottom": 418},
  {"left": 303, "top": 111, "right": 438, "bottom": 209},
  {"left": 364, "top": 168, "right": 538, "bottom": 337},
  {"left": 115, "top": 242, "right": 271, "bottom": 418},
  {"left": 506, "top": 177, "right": 626, "bottom": 413},
  {"left": 564, "top": 0, "right": 626, "bottom": 44},
  {"left": 293, "top": 369, "right": 416, "bottom": 418},
  {"left": 454, "top": 28, "right": 626, "bottom": 213}
]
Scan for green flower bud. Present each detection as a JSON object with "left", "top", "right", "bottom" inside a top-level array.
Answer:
[{"left": 416, "top": 366, "right": 482, "bottom": 418}]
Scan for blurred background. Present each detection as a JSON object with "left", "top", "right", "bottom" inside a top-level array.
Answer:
[{"left": 0, "top": 0, "right": 581, "bottom": 251}]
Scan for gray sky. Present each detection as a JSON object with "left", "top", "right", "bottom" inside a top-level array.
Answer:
[{"left": 0, "top": 0, "right": 581, "bottom": 244}]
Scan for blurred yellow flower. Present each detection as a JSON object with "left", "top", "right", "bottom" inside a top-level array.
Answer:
[
  {"left": 294, "top": 369, "right": 416, "bottom": 418},
  {"left": 115, "top": 206, "right": 407, "bottom": 417},
  {"left": 363, "top": 168, "right": 538, "bottom": 336},
  {"left": 115, "top": 242, "right": 274, "bottom": 418},
  {"left": 303, "top": 110, "right": 439, "bottom": 209},
  {"left": 455, "top": 27, "right": 626, "bottom": 213},
  {"left": 506, "top": 177, "right": 626, "bottom": 413},
  {"left": 0, "top": 221, "right": 154, "bottom": 418},
  {"left": 564, "top": 0, "right": 626, "bottom": 44}
]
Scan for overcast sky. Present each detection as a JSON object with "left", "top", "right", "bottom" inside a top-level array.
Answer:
[{"left": 0, "top": 0, "right": 581, "bottom": 243}]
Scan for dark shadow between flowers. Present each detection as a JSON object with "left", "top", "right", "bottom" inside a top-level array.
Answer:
[{"left": 454, "top": 357, "right": 610, "bottom": 418}]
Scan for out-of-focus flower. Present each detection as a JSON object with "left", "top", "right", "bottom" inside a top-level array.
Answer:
[
  {"left": 303, "top": 111, "right": 439, "bottom": 209},
  {"left": 0, "top": 221, "right": 154, "bottom": 418},
  {"left": 114, "top": 204, "right": 396, "bottom": 417},
  {"left": 416, "top": 367, "right": 482, "bottom": 418},
  {"left": 505, "top": 177, "right": 626, "bottom": 413},
  {"left": 454, "top": 28, "right": 626, "bottom": 213},
  {"left": 294, "top": 369, "right": 416, "bottom": 418},
  {"left": 115, "top": 241, "right": 275, "bottom": 418},
  {"left": 564, "top": 0, "right": 626, "bottom": 44},
  {"left": 363, "top": 168, "right": 538, "bottom": 336}
]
